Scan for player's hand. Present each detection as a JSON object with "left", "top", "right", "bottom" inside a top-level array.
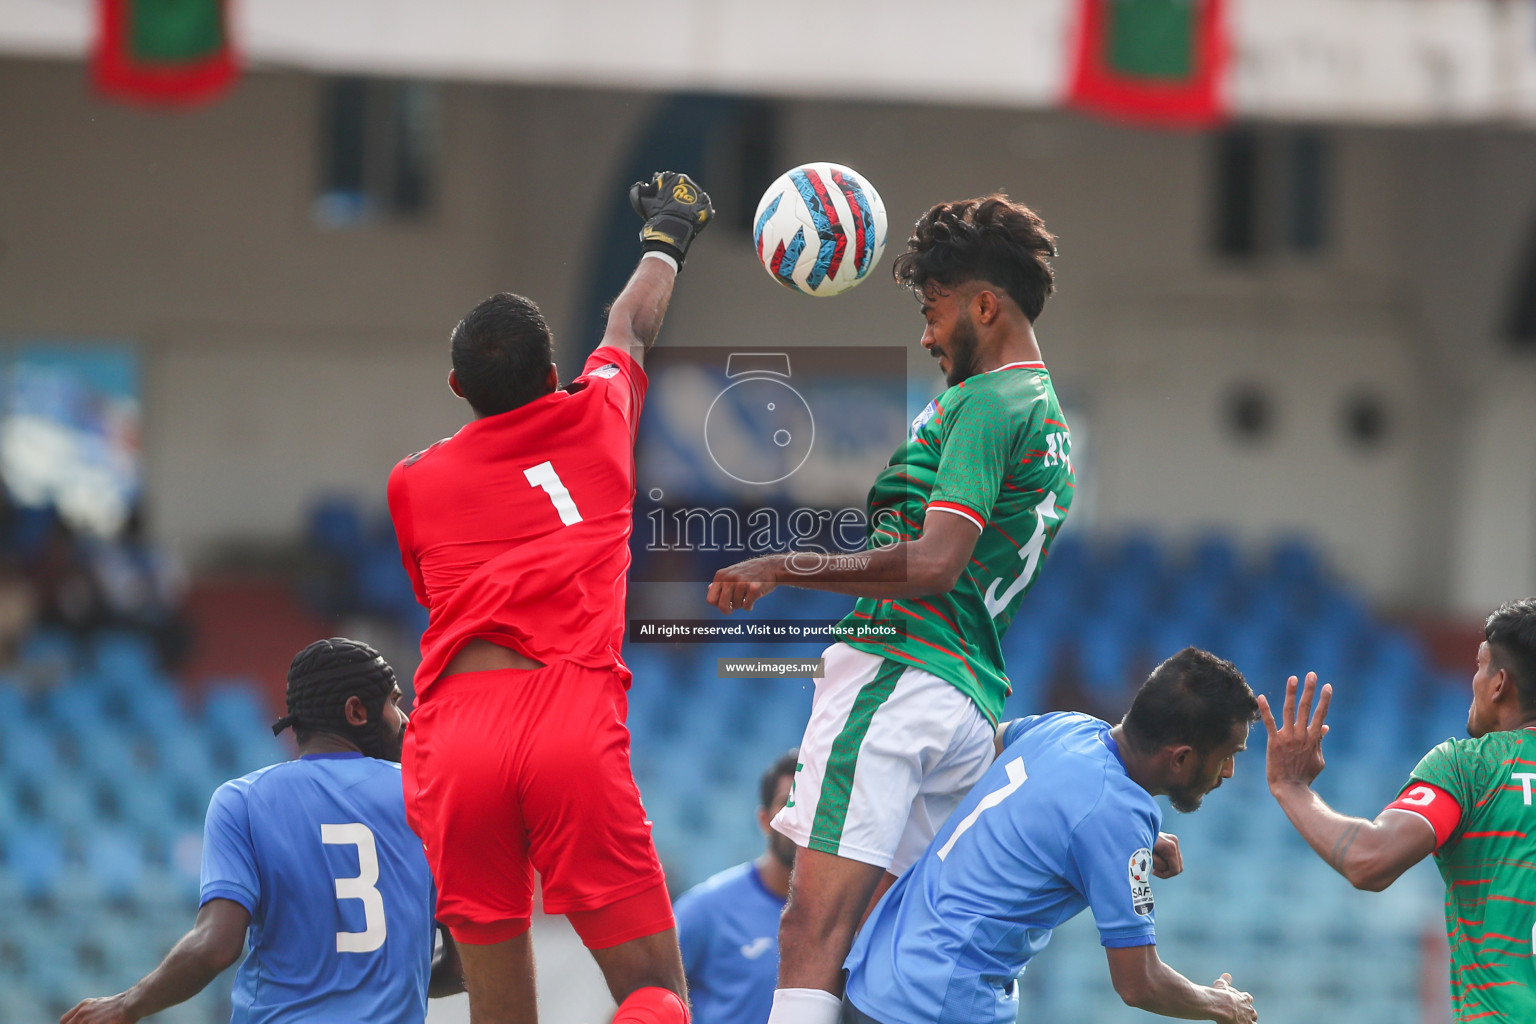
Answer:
[
  {"left": 1258, "top": 673, "right": 1332, "bottom": 794},
  {"left": 61, "top": 995, "right": 136, "bottom": 1024},
  {"left": 1152, "top": 832, "right": 1182, "bottom": 878},
  {"left": 707, "top": 557, "right": 778, "bottom": 615},
  {"left": 1210, "top": 973, "right": 1257, "bottom": 1023},
  {"left": 629, "top": 171, "right": 714, "bottom": 265}
]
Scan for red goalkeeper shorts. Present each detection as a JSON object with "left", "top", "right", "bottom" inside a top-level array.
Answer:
[{"left": 402, "top": 661, "right": 672, "bottom": 946}]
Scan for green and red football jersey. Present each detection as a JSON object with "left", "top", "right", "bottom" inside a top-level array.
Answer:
[
  {"left": 838, "top": 362, "right": 1074, "bottom": 723},
  {"left": 1398, "top": 727, "right": 1536, "bottom": 1022}
]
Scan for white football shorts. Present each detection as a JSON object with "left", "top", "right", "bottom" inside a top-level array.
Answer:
[{"left": 771, "top": 642, "right": 995, "bottom": 875}]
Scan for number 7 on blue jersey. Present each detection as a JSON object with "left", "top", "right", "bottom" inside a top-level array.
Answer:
[{"left": 937, "top": 757, "right": 1028, "bottom": 861}]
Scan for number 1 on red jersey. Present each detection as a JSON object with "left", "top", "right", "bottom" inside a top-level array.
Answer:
[{"left": 524, "top": 461, "right": 583, "bottom": 525}]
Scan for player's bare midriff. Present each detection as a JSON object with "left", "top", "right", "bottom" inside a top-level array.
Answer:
[{"left": 442, "top": 637, "right": 545, "bottom": 677}]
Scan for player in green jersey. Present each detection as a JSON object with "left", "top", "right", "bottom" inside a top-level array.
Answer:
[
  {"left": 1263, "top": 597, "right": 1536, "bottom": 1023},
  {"left": 707, "top": 196, "right": 1076, "bottom": 1024}
]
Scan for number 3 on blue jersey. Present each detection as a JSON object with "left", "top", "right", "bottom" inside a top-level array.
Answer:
[
  {"left": 322, "top": 823, "right": 387, "bottom": 953},
  {"left": 937, "top": 757, "right": 1028, "bottom": 860}
]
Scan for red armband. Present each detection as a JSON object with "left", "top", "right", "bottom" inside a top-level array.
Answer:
[{"left": 1384, "top": 782, "right": 1462, "bottom": 849}]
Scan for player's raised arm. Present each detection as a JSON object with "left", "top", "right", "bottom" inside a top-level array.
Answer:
[
  {"left": 603, "top": 171, "right": 714, "bottom": 368},
  {"left": 1262, "top": 673, "right": 1437, "bottom": 891}
]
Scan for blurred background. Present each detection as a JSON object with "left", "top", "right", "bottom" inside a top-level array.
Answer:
[{"left": 4, "top": 0, "right": 1536, "bottom": 1021}]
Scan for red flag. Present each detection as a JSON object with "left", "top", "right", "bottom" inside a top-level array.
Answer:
[
  {"left": 93, "top": 0, "right": 237, "bottom": 107},
  {"left": 1068, "top": 0, "right": 1228, "bottom": 128}
]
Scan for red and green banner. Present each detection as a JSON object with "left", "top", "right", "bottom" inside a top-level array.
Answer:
[
  {"left": 1068, "top": 0, "right": 1228, "bottom": 127},
  {"left": 93, "top": 0, "right": 237, "bottom": 106}
]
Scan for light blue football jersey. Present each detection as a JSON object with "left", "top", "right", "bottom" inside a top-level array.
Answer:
[
  {"left": 200, "top": 752, "right": 437, "bottom": 1024},
  {"left": 843, "top": 713, "right": 1161, "bottom": 1024},
  {"left": 676, "top": 861, "right": 787, "bottom": 1024}
]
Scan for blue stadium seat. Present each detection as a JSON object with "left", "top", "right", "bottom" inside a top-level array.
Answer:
[
  {"left": 4, "top": 821, "right": 66, "bottom": 899},
  {"left": 355, "top": 540, "right": 419, "bottom": 618},
  {"left": 82, "top": 824, "right": 147, "bottom": 903},
  {"left": 308, "top": 496, "right": 368, "bottom": 559},
  {"left": 0, "top": 777, "right": 22, "bottom": 831},
  {"left": 229, "top": 731, "right": 290, "bottom": 776},
  {"left": 42, "top": 679, "right": 115, "bottom": 746},
  {"left": 32, "top": 773, "right": 103, "bottom": 833},
  {"left": 90, "top": 630, "right": 163, "bottom": 693},
  {"left": 0, "top": 675, "right": 28, "bottom": 719},
  {"left": 0, "top": 726, "right": 62, "bottom": 785},
  {"left": 124, "top": 684, "right": 194, "bottom": 746},
  {"left": 18, "top": 627, "right": 80, "bottom": 677},
  {"left": 106, "top": 774, "right": 187, "bottom": 850},
  {"left": 75, "top": 727, "right": 144, "bottom": 784},
  {"left": 201, "top": 679, "right": 269, "bottom": 741}
]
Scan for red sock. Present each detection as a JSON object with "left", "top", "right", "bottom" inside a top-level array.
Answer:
[{"left": 613, "top": 986, "right": 689, "bottom": 1024}]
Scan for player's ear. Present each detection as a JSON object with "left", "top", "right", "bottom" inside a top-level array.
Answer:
[
  {"left": 1490, "top": 665, "right": 1513, "bottom": 705},
  {"left": 1166, "top": 744, "right": 1196, "bottom": 775},
  {"left": 448, "top": 369, "right": 465, "bottom": 399},
  {"left": 343, "top": 695, "right": 370, "bottom": 727},
  {"left": 546, "top": 364, "right": 559, "bottom": 394},
  {"left": 756, "top": 806, "right": 772, "bottom": 836},
  {"left": 973, "top": 288, "right": 998, "bottom": 326}
]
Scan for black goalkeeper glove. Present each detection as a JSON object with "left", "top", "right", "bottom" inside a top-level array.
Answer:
[{"left": 629, "top": 171, "right": 714, "bottom": 266}]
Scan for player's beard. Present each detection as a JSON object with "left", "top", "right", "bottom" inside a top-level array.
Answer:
[
  {"left": 943, "top": 314, "right": 982, "bottom": 387},
  {"left": 356, "top": 717, "right": 406, "bottom": 763}
]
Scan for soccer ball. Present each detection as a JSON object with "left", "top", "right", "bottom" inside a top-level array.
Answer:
[{"left": 752, "top": 162, "right": 888, "bottom": 297}]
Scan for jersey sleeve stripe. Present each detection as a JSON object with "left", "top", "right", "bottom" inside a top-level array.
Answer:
[{"left": 927, "top": 502, "right": 984, "bottom": 531}]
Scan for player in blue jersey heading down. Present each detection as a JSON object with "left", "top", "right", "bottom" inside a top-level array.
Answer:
[
  {"left": 676, "top": 750, "right": 799, "bottom": 1024},
  {"left": 61, "top": 638, "right": 462, "bottom": 1024},
  {"left": 842, "top": 648, "right": 1261, "bottom": 1024}
]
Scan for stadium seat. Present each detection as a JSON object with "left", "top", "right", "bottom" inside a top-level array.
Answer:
[
  {"left": 90, "top": 630, "right": 161, "bottom": 688},
  {"left": 200, "top": 679, "right": 269, "bottom": 743},
  {"left": 82, "top": 825, "right": 148, "bottom": 903},
  {"left": 18, "top": 627, "right": 80, "bottom": 679},
  {"left": 124, "top": 684, "right": 194, "bottom": 746},
  {"left": 32, "top": 773, "right": 103, "bottom": 833},
  {"left": 0, "top": 727, "right": 62, "bottom": 786},
  {"left": 4, "top": 821, "right": 66, "bottom": 900},
  {"left": 307, "top": 496, "right": 368, "bottom": 560}
]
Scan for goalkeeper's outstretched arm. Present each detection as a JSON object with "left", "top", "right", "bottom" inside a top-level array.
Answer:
[{"left": 604, "top": 171, "right": 714, "bottom": 369}]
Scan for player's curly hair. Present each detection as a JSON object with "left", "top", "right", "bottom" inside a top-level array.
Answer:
[
  {"left": 451, "top": 292, "right": 554, "bottom": 417},
  {"left": 273, "top": 638, "right": 397, "bottom": 750},
  {"left": 892, "top": 195, "right": 1058, "bottom": 321},
  {"left": 1122, "top": 647, "right": 1259, "bottom": 756},
  {"left": 1485, "top": 598, "right": 1536, "bottom": 710}
]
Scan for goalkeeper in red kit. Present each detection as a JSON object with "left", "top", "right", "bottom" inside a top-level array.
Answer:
[{"left": 387, "top": 172, "right": 713, "bottom": 1024}]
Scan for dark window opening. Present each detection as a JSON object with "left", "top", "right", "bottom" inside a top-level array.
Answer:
[{"left": 316, "top": 77, "right": 439, "bottom": 227}]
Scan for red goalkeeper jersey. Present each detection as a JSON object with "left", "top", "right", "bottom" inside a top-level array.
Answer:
[{"left": 388, "top": 346, "right": 646, "bottom": 697}]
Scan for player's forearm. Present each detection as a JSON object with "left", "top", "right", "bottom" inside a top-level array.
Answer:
[
  {"left": 119, "top": 929, "right": 238, "bottom": 1020},
  {"left": 1121, "top": 959, "right": 1234, "bottom": 1021},
  {"left": 770, "top": 542, "right": 959, "bottom": 599},
  {"left": 604, "top": 257, "right": 676, "bottom": 360},
  {"left": 1269, "top": 782, "right": 1393, "bottom": 890}
]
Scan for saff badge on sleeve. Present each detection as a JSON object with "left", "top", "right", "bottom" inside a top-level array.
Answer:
[{"left": 1128, "top": 848, "right": 1154, "bottom": 916}]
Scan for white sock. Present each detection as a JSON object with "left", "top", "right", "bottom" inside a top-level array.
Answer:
[{"left": 766, "top": 987, "right": 843, "bottom": 1024}]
